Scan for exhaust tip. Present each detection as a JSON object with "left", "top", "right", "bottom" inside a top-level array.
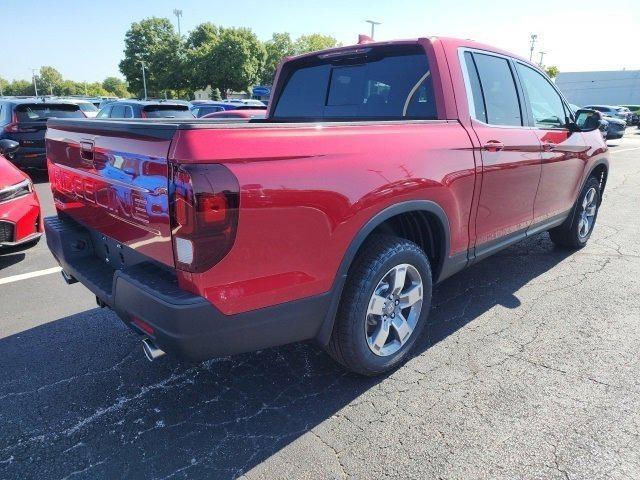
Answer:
[{"left": 142, "top": 338, "right": 166, "bottom": 362}]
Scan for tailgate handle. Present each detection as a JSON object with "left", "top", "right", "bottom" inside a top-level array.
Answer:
[{"left": 80, "top": 141, "right": 94, "bottom": 161}]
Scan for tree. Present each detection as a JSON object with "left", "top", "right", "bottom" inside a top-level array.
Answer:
[
  {"left": 184, "top": 22, "right": 220, "bottom": 93},
  {"left": 212, "top": 28, "right": 265, "bottom": 97},
  {"left": 119, "top": 17, "right": 185, "bottom": 97},
  {"left": 4, "top": 80, "right": 32, "bottom": 96},
  {"left": 102, "top": 77, "right": 130, "bottom": 97},
  {"left": 0, "top": 77, "right": 8, "bottom": 96},
  {"left": 294, "top": 33, "right": 340, "bottom": 55},
  {"left": 260, "top": 32, "right": 295, "bottom": 85},
  {"left": 39, "top": 66, "right": 63, "bottom": 95},
  {"left": 545, "top": 66, "right": 559, "bottom": 79}
]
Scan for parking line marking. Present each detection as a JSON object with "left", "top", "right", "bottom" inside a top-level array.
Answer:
[
  {"left": 0, "top": 267, "right": 62, "bottom": 286},
  {"left": 611, "top": 146, "right": 640, "bottom": 154}
]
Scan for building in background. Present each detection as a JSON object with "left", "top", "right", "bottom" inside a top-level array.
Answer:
[{"left": 556, "top": 70, "right": 640, "bottom": 106}]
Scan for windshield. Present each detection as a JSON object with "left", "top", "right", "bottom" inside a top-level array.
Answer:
[
  {"left": 14, "top": 103, "right": 84, "bottom": 121},
  {"left": 143, "top": 105, "right": 193, "bottom": 118}
]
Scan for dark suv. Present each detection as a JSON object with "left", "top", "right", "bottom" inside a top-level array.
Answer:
[
  {"left": 0, "top": 99, "right": 85, "bottom": 168},
  {"left": 96, "top": 100, "right": 194, "bottom": 119}
]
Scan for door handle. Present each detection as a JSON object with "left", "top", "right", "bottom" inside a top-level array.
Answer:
[
  {"left": 482, "top": 140, "right": 504, "bottom": 152},
  {"left": 542, "top": 141, "right": 557, "bottom": 151}
]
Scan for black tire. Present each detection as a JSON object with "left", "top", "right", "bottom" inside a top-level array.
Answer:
[
  {"left": 326, "top": 235, "right": 433, "bottom": 376},
  {"left": 549, "top": 176, "right": 601, "bottom": 249}
]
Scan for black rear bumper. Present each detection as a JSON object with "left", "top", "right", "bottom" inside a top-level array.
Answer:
[{"left": 44, "top": 215, "right": 330, "bottom": 361}]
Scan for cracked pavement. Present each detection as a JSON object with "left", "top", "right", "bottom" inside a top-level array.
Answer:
[{"left": 1, "top": 130, "right": 640, "bottom": 479}]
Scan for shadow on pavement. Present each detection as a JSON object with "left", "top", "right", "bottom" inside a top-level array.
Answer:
[
  {"left": 0, "top": 252, "right": 26, "bottom": 270},
  {"left": 0, "top": 234, "right": 572, "bottom": 479},
  {"left": 24, "top": 169, "right": 49, "bottom": 185}
]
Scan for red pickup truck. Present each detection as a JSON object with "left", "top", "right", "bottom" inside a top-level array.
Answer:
[{"left": 44, "top": 37, "right": 608, "bottom": 375}]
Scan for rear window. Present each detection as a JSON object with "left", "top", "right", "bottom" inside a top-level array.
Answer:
[
  {"left": 77, "top": 103, "right": 98, "bottom": 112},
  {"left": 273, "top": 45, "right": 437, "bottom": 120},
  {"left": 143, "top": 105, "right": 193, "bottom": 118},
  {"left": 15, "top": 103, "right": 84, "bottom": 121}
]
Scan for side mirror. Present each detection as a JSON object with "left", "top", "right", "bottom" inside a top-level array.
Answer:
[
  {"left": 0, "top": 139, "right": 20, "bottom": 156},
  {"left": 573, "top": 109, "right": 602, "bottom": 132}
]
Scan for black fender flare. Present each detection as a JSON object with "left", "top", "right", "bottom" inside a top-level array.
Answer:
[
  {"left": 315, "top": 200, "right": 453, "bottom": 346},
  {"left": 563, "top": 158, "right": 609, "bottom": 229}
]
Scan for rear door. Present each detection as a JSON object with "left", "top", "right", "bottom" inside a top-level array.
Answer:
[
  {"left": 514, "top": 62, "right": 587, "bottom": 222},
  {"left": 46, "top": 121, "right": 177, "bottom": 266},
  {"left": 462, "top": 50, "right": 542, "bottom": 255}
]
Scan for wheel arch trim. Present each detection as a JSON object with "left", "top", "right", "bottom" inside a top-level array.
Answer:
[{"left": 315, "top": 200, "right": 455, "bottom": 346}]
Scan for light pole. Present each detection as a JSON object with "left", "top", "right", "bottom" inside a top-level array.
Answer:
[
  {"left": 538, "top": 51, "right": 546, "bottom": 67},
  {"left": 31, "top": 68, "right": 39, "bottom": 97},
  {"left": 173, "top": 9, "right": 183, "bottom": 36},
  {"left": 529, "top": 34, "right": 537, "bottom": 61},
  {"left": 365, "top": 20, "right": 381, "bottom": 39},
  {"left": 140, "top": 61, "right": 148, "bottom": 100}
]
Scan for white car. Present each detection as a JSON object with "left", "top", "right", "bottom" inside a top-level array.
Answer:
[
  {"left": 60, "top": 99, "right": 100, "bottom": 118},
  {"left": 222, "top": 99, "right": 266, "bottom": 107}
]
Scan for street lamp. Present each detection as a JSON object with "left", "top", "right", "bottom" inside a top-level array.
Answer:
[
  {"left": 31, "top": 68, "right": 39, "bottom": 97},
  {"left": 140, "top": 60, "right": 148, "bottom": 100},
  {"left": 365, "top": 20, "right": 381, "bottom": 39},
  {"left": 173, "top": 9, "right": 183, "bottom": 36},
  {"left": 529, "top": 34, "right": 538, "bottom": 61},
  {"left": 538, "top": 51, "right": 547, "bottom": 67}
]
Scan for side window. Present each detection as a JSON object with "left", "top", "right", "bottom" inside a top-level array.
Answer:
[
  {"left": 516, "top": 63, "right": 567, "bottom": 129},
  {"left": 463, "top": 52, "right": 487, "bottom": 123},
  {"left": 124, "top": 106, "right": 134, "bottom": 119},
  {"left": 472, "top": 53, "right": 522, "bottom": 126},
  {"left": 110, "top": 105, "right": 126, "bottom": 118}
]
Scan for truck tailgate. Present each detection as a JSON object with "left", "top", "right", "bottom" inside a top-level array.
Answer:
[{"left": 46, "top": 120, "right": 177, "bottom": 267}]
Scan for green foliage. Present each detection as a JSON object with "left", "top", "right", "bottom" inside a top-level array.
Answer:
[
  {"left": 119, "top": 17, "right": 185, "bottom": 98},
  {"left": 210, "top": 88, "right": 222, "bottom": 101},
  {"left": 208, "top": 27, "right": 265, "bottom": 97},
  {"left": 545, "top": 66, "right": 559, "bottom": 79},
  {"left": 293, "top": 33, "right": 340, "bottom": 55},
  {"left": 39, "top": 66, "right": 64, "bottom": 95},
  {"left": 2, "top": 79, "right": 34, "bottom": 96},
  {"left": 102, "top": 77, "right": 130, "bottom": 97},
  {"left": 260, "top": 32, "right": 295, "bottom": 85}
]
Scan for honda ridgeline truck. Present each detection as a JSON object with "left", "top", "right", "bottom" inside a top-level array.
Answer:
[{"left": 44, "top": 37, "right": 608, "bottom": 375}]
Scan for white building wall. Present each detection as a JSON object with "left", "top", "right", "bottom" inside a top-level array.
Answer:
[{"left": 556, "top": 70, "right": 640, "bottom": 106}]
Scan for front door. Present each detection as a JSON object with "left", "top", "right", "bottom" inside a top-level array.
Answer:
[{"left": 514, "top": 62, "right": 588, "bottom": 223}]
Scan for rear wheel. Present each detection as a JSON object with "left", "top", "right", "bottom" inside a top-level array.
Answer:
[
  {"left": 549, "top": 176, "right": 601, "bottom": 249},
  {"left": 326, "top": 235, "right": 432, "bottom": 376}
]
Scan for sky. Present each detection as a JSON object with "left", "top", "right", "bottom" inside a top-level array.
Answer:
[{"left": 2, "top": 0, "right": 639, "bottom": 83}]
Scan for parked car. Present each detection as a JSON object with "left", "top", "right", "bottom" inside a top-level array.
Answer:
[
  {"left": 96, "top": 100, "right": 194, "bottom": 119},
  {"left": 579, "top": 105, "right": 626, "bottom": 139},
  {"left": 619, "top": 105, "right": 640, "bottom": 125},
  {"left": 615, "top": 106, "right": 634, "bottom": 124},
  {"left": 62, "top": 99, "right": 100, "bottom": 118},
  {"left": 201, "top": 109, "right": 267, "bottom": 119},
  {"left": 0, "top": 99, "right": 85, "bottom": 169},
  {"left": 190, "top": 101, "right": 238, "bottom": 118},
  {"left": 0, "top": 140, "right": 42, "bottom": 250},
  {"left": 44, "top": 36, "right": 608, "bottom": 375},
  {"left": 583, "top": 105, "right": 628, "bottom": 123},
  {"left": 222, "top": 99, "right": 266, "bottom": 108}
]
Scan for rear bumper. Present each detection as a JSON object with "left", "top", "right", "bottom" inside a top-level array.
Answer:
[
  {"left": 44, "top": 215, "right": 330, "bottom": 361},
  {"left": 11, "top": 150, "right": 46, "bottom": 169}
]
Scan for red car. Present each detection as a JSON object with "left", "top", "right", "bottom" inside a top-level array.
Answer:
[
  {"left": 0, "top": 140, "right": 42, "bottom": 250},
  {"left": 202, "top": 109, "right": 266, "bottom": 119},
  {"left": 44, "top": 37, "right": 608, "bottom": 375}
]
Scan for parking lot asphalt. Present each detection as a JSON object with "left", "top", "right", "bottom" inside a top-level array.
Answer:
[{"left": 1, "top": 129, "right": 640, "bottom": 479}]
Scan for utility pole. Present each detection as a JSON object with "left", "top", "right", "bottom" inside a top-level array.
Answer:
[
  {"left": 173, "top": 9, "right": 183, "bottom": 36},
  {"left": 140, "top": 61, "right": 148, "bottom": 100},
  {"left": 529, "top": 34, "right": 538, "bottom": 61},
  {"left": 538, "top": 51, "right": 546, "bottom": 67},
  {"left": 31, "top": 68, "right": 39, "bottom": 97},
  {"left": 365, "top": 20, "right": 381, "bottom": 39}
]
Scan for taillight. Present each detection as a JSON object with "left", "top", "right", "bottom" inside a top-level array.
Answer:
[
  {"left": 4, "top": 113, "right": 37, "bottom": 133},
  {"left": 170, "top": 163, "right": 239, "bottom": 273}
]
